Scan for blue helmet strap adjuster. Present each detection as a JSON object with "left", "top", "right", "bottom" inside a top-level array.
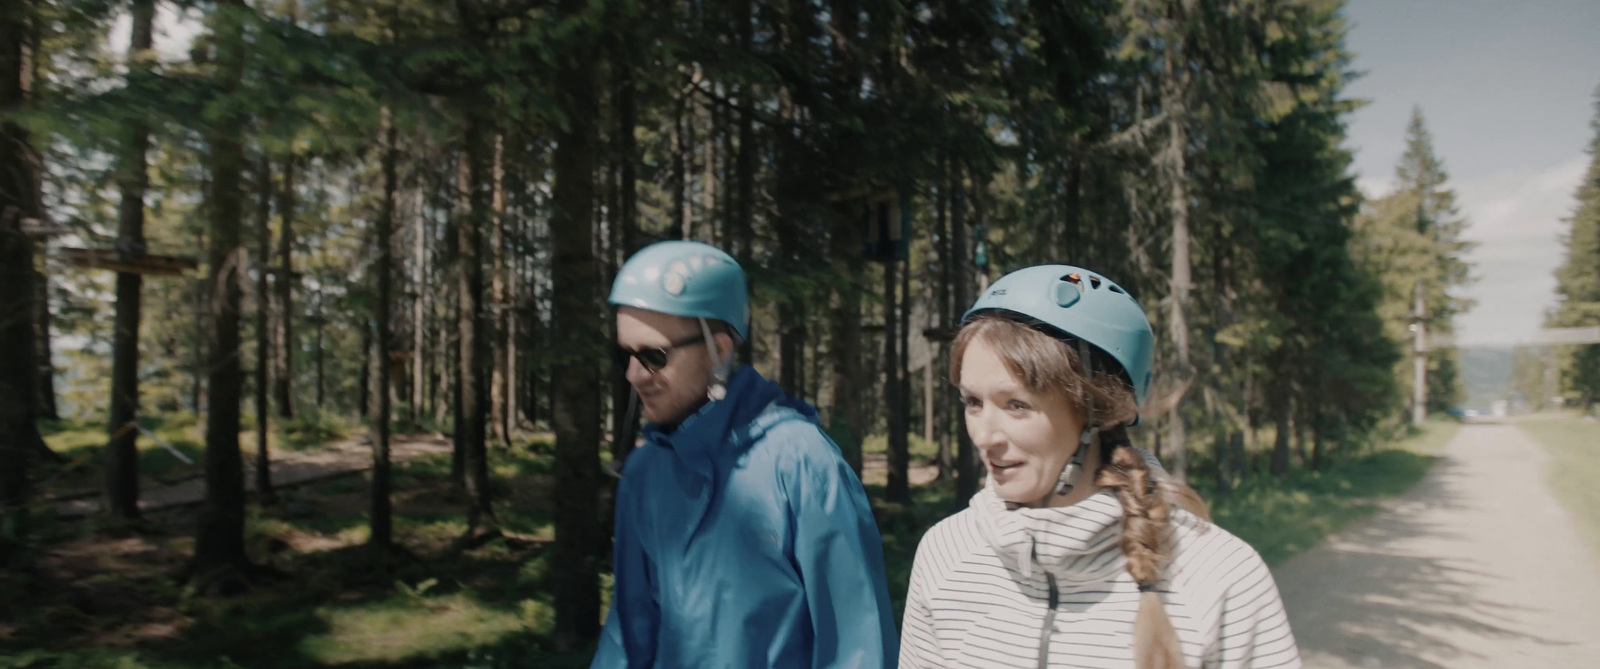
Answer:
[
  {"left": 700, "top": 317, "right": 731, "bottom": 401},
  {"left": 1054, "top": 338, "right": 1100, "bottom": 497}
]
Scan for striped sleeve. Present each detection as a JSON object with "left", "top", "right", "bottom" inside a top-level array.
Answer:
[
  {"left": 899, "top": 522, "right": 948, "bottom": 668},
  {"left": 1213, "top": 546, "right": 1301, "bottom": 669}
]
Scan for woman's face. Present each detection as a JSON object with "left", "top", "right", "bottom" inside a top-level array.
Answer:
[{"left": 958, "top": 336, "right": 1086, "bottom": 507}]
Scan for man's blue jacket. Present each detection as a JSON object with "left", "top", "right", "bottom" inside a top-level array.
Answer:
[{"left": 591, "top": 365, "right": 899, "bottom": 668}]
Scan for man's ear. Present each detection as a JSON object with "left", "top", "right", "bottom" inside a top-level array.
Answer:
[{"left": 712, "top": 332, "right": 737, "bottom": 364}]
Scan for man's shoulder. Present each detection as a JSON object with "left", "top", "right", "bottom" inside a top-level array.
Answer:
[{"left": 756, "top": 408, "right": 854, "bottom": 470}]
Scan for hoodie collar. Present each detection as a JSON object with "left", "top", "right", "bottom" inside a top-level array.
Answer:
[
  {"left": 641, "top": 366, "right": 783, "bottom": 480},
  {"left": 970, "top": 486, "right": 1126, "bottom": 584}
]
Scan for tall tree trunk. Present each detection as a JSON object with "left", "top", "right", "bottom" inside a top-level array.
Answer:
[
  {"left": 734, "top": 0, "right": 756, "bottom": 361},
  {"left": 274, "top": 154, "right": 295, "bottom": 419},
  {"left": 900, "top": 243, "right": 911, "bottom": 466},
  {"left": 1270, "top": 386, "right": 1291, "bottom": 477},
  {"left": 17, "top": 5, "right": 50, "bottom": 425},
  {"left": 191, "top": 270, "right": 205, "bottom": 413},
  {"left": 951, "top": 163, "right": 978, "bottom": 503},
  {"left": 703, "top": 99, "right": 719, "bottom": 244},
  {"left": 607, "top": 25, "right": 639, "bottom": 462},
  {"left": 773, "top": 53, "right": 805, "bottom": 398},
  {"left": 1310, "top": 414, "right": 1324, "bottom": 471},
  {"left": 370, "top": 108, "right": 398, "bottom": 550},
  {"left": 934, "top": 158, "right": 952, "bottom": 480},
  {"left": 885, "top": 256, "right": 909, "bottom": 503},
  {"left": 193, "top": 0, "right": 251, "bottom": 586},
  {"left": 1162, "top": 45, "right": 1191, "bottom": 484},
  {"left": 458, "top": 108, "right": 494, "bottom": 528},
  {"left": 103, "top": 0, "right": 155, "bottom": 522},
  {"left": 674, "top": 95, "right": 690, "bottom": 239},
  {"left": 451, "top": 150, "right": 466, "bottom": 483},
  {"left": 313, "top": 291, "right": 324, "bottom": 408},
  {"left": 358, "top": 318, "right": 370, "bottom": 418},
  {"left": 412, "top": 188, "right": 426, "bottom": 424},
  {"left": 550, "top": 0, "right": 603, "bottom": 647},
  {"left": 827, "top": 0, "right": 864, "bottom": 476},
  {"left": 490, "top": 133, "right": 508, "bottom": 448},
  {"left": 1, "top": 0, "right": 47, "bottom": 555},
  {"left": 253, "top": 155, "right": 276, "bottom": 505},
  {"left": 33, "top": 268, "right": 55, "bottom": 420}
]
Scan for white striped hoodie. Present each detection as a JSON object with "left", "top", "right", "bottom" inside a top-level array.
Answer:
[{"left": 899, "top": 486, "right": 1301, "bottom": 669}]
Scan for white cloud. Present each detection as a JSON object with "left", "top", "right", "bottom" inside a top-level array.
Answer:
[
  {"left": 1357, "top": 175, "right": 1395, "bottom": 199},
  {"left": 1450, "top": 156, "right": 1589, "bottom": 346}
]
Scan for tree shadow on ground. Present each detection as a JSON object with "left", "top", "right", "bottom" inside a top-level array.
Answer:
[{"left": 1277, "top": 456, "right": 1579, "bottom": 669}]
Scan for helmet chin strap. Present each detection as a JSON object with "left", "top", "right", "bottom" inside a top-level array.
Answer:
[
  {"left": 1053, "top": 339, "right": 1100, "bottom": 497},
  {"left": 700, "top": 317, "right": 731, "bottom": 401}
]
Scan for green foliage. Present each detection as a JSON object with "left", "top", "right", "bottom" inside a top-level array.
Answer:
[
  {"left": 1355, "top": 109, "right": 1478, "bottom": 415},
  {"left": 1203, "top": 419, "right": 1458, "bottom": 565},
  {"left": 275, "top": 410, "right": 351, "bottom": 452},
  {"left": 1548, "top": 86, "right": 1600, "bottom": 410},
  {"left": 1518, "top": 414, "right": 1600, "bottom": 557}
]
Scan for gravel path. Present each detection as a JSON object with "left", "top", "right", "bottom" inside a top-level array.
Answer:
[{"left": 1275, "top": 423, "right": 1600, "bottom": 669}]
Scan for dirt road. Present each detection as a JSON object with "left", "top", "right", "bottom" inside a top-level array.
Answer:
[
  {"left": 1275, "top": 423, "right": 1600, "bottom": 668},
  {"left": 53, "top": 433, "right": 453, "bottom": 518}
]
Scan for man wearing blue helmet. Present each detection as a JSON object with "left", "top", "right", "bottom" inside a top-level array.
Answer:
[{"left": 591, "top": 241, "right": 899, "bottom": 669}]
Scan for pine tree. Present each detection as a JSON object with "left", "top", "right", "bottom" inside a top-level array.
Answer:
[
  {"left": 1549, "top": 85, "right": 1600, "bottom": 410},
  {"left": 1395, "top": 108, "right": 1476, "bottom": 413}
]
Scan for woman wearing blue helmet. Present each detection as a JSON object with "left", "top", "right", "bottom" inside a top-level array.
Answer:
[{"left": 900, "top": 265, "right": 1300, "bottom": 669}]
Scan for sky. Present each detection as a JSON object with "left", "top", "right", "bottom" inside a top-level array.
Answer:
[
  {"left": 1342, "top": 0, "right": 1600, "bottom": 347},
  {"left": 112, "top": 1, "right": 1600, "bottom": 349}
]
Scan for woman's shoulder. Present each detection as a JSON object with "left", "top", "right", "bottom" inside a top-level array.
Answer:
[
  {"left": 912, "top": 507, "right": 993, "bottom": 575},
  {"left": 1167, "top": 509, "right": 1275, "bottom": 592}
]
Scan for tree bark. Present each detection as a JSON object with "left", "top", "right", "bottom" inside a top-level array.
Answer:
[
  {"left": 734, "top": 0, "right": 756, "bottom": 361},
  {"left": 456, "top": 98, "right": 493, "bottom": 529},
  {"left": 193, "top": 0, "right": 252, "bottom": 585},
  {"left": 451, "top": 150, "right": 466, "bottom": 483},
  {"left": 33, "top": 267, "right": 55, "bottom": 421},
  {"left": 951, "top": 163, "right": 978, "bottom": 503},
  {"left": 252, "top": 155, "right": 276, "bottom": 505},
  {"left": 313, "top": 291, "right": 324, "bottom": 408},
  {"left": 1162, "top": 43, "right": 1191, "bottom": 483},
  {"left": 885, "top": 254, "right": 909, "bottom": 503},
  {"left": 274, "top": 154, "right": 295, "bottom": 419},
  {"left": 550, "top": 0, "right": 604, "bottom": 647},
  {"left": 934, "top": 155, "right": 952, "bottom": 480},
  {"left": 370, "top": 107, "right": 398, "bottom": 550},
  {"left": 490, "top": 133, "right": 508, "bottom": 448},
  {"left": 358, "top": 316, "right": 370, "bottom": 418},
  {"left": 1, "top": 0, "right": 47, "bottom": 554},
  {"left": 104, "top": 0, "right": 155, "bottom": 522},
  {"left": 412, "top": 188, "right": 426, "bottom": 424}
]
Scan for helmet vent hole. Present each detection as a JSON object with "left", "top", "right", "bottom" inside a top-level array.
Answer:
[
  {"left": 1109, "top": 284, "right": 1127, "bottom": 295},
  {"left": 1088, "top": 276, "right": 1102, "bottom": 289},
  {"left": 1062, "top": 273, "right": 1082, "bottom": 284}
]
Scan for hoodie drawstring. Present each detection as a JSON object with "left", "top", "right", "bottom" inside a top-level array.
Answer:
[{"left": 1038, "top": 572, "right": 1060, "bottom": 669}]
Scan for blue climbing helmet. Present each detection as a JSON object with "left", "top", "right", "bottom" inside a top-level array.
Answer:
[
  {"left": 609, "top": 241, "right": 750, "bottom": 340},
  {"left": 962, "top": 264, "right": 1154, "bottom": 406}
]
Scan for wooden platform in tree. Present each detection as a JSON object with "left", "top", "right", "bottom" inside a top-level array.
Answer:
[{"left": 60, "top": 247, "right": 199, "bottom": 276}]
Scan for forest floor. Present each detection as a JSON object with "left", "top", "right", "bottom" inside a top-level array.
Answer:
[
  {"left": 49, "top": 432, "right": 455, "bottom": 518},
  {"left": 2, "top": 416, "right": 1506, "bottom": 668}
]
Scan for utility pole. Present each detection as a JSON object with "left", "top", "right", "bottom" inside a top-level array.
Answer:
[{"left": 1412, "top": 280, "right": 1427, "bottom": 426}]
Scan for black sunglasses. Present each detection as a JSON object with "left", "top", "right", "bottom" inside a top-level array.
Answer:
[{"left": 617, "top": 333, "right": 706, "bottom": 373}]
